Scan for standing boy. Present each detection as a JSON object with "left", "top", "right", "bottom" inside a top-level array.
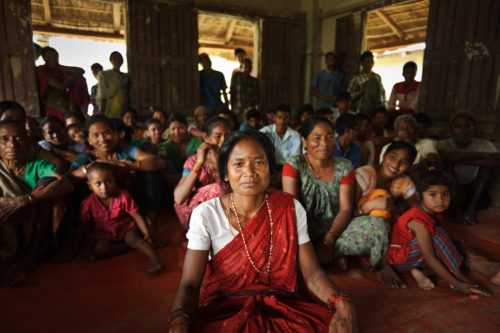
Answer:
[{"left": 311, "top": 51, "right": 344, "bottom": 110}]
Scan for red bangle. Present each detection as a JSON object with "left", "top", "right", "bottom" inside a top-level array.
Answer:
[
  {"left": 168, "top": 308, "right": 191, "bottom": 325},
  {"left": 169, "top": 318, "right": 188, "bottom": 327},
  {"left": 327, "top": 293, "right": 351, "bottom": 311}
]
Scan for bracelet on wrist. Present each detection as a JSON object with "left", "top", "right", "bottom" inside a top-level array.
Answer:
[
  {"left": 169, "top": 318, "right": 188, "bottom": 327},
  {"left": 192, "top": 161, "right": 203, "bottom": 174},
  {"left": 169, "top": 308, "right": 191, "bottom": 324},
  {"left": 327, "top": 292, "right": 351, "bottom": 311},
  {"left": 26, "top": 194, "right": 34, "bottom": 205}
]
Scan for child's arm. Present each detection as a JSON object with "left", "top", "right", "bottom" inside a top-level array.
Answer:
[
  {"left": 409, "top": 220, "right": 490, "bottom": 295},
  {"left": 131, "top": 212, "right": 151, "bottom": 243}
]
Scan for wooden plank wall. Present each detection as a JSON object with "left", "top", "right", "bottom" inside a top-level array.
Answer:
[
  {"left": 0, "top": 0, "right": 39, "bottom": 116},
  {"left": 127, "top": 0, "right": 199, "bottom": 116},
  {"left": 420, "top": 0, "right": 500, "bottom": 124},
  {"left": 259, "top": 17, "right": 306, "bottom": 112},
  {"left": 335, "top": 11, "right": 366, "bottom": 89}
]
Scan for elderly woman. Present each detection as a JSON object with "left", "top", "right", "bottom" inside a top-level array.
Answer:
[
  {"left": 379, "top": 114, "right": 439, "bottom": 167},
  {"left": 169, "top": 130, "right": 356, "bottom": 332},
  {"left": 173, "top": 117, "right": 231, "bottom": 229},
  {"left": 188, "top": 105, "right": 210, "bottom": 140},
  {"left": 159, "top": 113, "right": 201, "bottom": 173},
  {"left": 0, "top": 120, "right": 73, "bottom": 285},
  {"left": 282, "top": 117, "right": 404, "bottom": 288}
]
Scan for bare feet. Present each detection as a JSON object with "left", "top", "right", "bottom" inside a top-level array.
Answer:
[
  {"left": 375, "top": 265, "right": 407, "bottom": 289},
  {"left": 490, "top": 271, "right": 500, "bottom": 286},
  {"left": 147, "top": 259, "right": 165, "bottom": 274},
  {"left": 465, "top": 252, "right": 500, "bottom": 285},
  {"left": 411, "top": 269, "right": 435, "bottom": 291}
]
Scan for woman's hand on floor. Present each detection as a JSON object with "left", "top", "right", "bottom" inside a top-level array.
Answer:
[{"left": 329, "top": 299, "right": 358, "bottom": 333}]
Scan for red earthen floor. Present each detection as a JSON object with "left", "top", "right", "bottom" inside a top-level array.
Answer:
[{"left": 1, "top": 209, "right": 499, "bottom": 333}]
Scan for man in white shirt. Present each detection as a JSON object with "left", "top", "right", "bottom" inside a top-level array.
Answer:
[
  {"left": 438, "top": 111, "right": 499, "bottom": 224},
  {"left": 260, "top": 103, "right": 301, "bottom": 166}
]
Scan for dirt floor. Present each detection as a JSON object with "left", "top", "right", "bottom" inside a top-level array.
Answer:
[{"left": 1, "top": 208, "right": 499, "bottom": 333}]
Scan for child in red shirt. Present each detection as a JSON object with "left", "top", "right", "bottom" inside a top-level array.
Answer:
[
  {"left": 80, "top": 162, "right": 163, "bottom": 273},
  {"left": 388, "top": 169, "right": 494, "bottom": 296}
]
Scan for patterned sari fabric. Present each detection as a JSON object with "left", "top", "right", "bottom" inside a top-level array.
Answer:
[
  {"left": 0, "top": 160, "right": 35, "bottom": 260},
  {"left": 192, "top": 191, "right": 332, "bottom": 332},
  {"left": 287, "top": 155, "right": 389, "bottom": 268},
  {"left": 174, "top": 155, "right": 223, "bottom": 230},
  {"left": 388, "top": 206, "right": 463, "bottom": 273},
  {"left": 158, "top": 136, "right": 202, "bottom": 173},
  {"left": 37, "top": 65, "right": 90, "bottom": 120},
  {"left": 0, "top": 160, "right": 69, "bottom": 261}
]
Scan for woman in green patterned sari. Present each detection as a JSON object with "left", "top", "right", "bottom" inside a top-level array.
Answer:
[
  {"left": 283, "top": 116, "right": 405, "bottom": 288},
  {"left": 159, "top": 113, "right": 201, "bottom": 173}
]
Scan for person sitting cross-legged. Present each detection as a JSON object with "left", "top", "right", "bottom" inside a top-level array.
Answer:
[
  {"left": 168, "top": 130, "right": 357, "bottom": 332},
  {"left": 438, "top": 110, "right": 500, "bottom": 224}
]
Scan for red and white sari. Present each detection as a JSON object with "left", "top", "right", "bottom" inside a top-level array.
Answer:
[{"left": 192, "top": 190, "right": 332, "bottom": 332}]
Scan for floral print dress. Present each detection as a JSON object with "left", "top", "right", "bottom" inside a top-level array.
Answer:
[{"left": 287, "top": 155, "right": 389, "bottom": 268}]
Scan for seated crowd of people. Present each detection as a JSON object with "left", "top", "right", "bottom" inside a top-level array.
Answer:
[{"left": 1, "top": 46, "right": 500, "bottom": 332}]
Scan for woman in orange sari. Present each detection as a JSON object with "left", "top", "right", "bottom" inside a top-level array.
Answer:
[{"left": 169, "top": 130, "right": 356, "bottom": 333}]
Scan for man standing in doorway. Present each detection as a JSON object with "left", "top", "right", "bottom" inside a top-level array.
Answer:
[
  {"left": 233, "top": 48, "right": 247, "bottom": 73},
  {"left": 311, "top": 51, "right": 344, "bottom": 111},
  {"left": 230, "top": 58, "right": 258, "bottom": 121},
  {"left": 348, "top": 50, "right": 386, "bottom": 114},
  {"left": 199, "top": 53, "right": 229, "bottom": 111}
]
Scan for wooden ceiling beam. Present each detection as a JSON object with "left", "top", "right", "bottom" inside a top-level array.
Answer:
[
  {"left": 113, "top": 3, "right": 121, "bottom": 32},
  {"left": 373, "top": 9, "right": 405, "bottom": 40},
  {"left": 200, "top": 42, "right": 253, "bottom": 51},
  {"left": 367, "top": 26, "right": 427, "bottom": 39},
  {"left": 42, "top": 0, "right": 51, "bottom": 24},
  {"left": 368, "top": 37, "right": 426, "bottom": 52},
  {"left": 225, "top": 19, "right": 236, "bottom": 44},
  {"left": 33, "top": 24, "right": 124, "bottom": 41}
]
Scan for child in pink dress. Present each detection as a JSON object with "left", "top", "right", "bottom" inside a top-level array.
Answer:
[{"left": 80, "top": 162, "right": 163, "bottom": 273}]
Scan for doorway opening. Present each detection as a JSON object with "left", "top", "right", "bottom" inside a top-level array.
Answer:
[
  {"left": 197, "top": 12, "right": 259, "bottom": 106},
  {"left": 31, "top": 0, "right": 127, "bottom": 115},
  {"left": 365, "top": 0, "right": 429, "bottom": 101}
]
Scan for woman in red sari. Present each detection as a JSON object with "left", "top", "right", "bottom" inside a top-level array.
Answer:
[
  {"left": 37, "top": 47, "right": 90, "bottom": 121},
  {"left": 169, "top": 130, "right": 357, "bottom": 333}
]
